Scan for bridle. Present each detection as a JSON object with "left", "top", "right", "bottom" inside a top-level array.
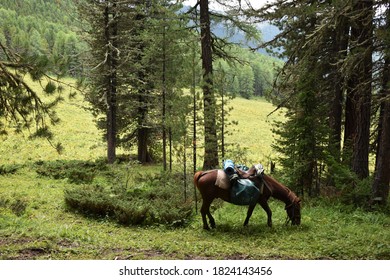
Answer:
[{"left": 284, "top": 191, "right": 300, "bottom": 225}]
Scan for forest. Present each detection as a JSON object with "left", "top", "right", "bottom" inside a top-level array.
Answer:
[{"left": 0, "top": 0, "right": 389, "bottom": 260}]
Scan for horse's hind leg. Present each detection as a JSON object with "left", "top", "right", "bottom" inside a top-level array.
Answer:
[
  {"left": 259, "top": 199, "right": 272, "bottom": 227},
  {"left": 244, "top": 204, "right": 256, "bottom": 226},
  {"left": 200, "top": 203, "right": 210, "bottom": 230},
  {"left": 201, "top": 200, "right": 215, "bottom": 230},
  {"left": 207, "top": 210, "right": 216, "bottom": 229}
]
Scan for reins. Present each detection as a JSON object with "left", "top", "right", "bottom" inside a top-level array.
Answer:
[{"left": 284, "top": 188, "right": 299, "bottom": 225}]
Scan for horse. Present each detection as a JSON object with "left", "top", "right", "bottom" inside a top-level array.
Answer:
[{"left": 193, "top": 166, "right": 301, "bottom": 230}]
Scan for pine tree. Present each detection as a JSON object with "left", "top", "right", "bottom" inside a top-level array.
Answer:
[
  {"left": 188, "top": 0, "right": 261, "bottom": 169},
  {"left": 78, "top": 0, "right": 193, "bottom": 164},
  {"left": 0, "top": 42, "right": 62, "bottom": 150}
]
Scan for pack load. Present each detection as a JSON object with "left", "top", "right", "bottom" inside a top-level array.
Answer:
[
  {"left": 223, "top": 159, "right": 238, "bottom": 183},
  {"left": 222, "top": 159, "right": 261, "bottom": 206}
]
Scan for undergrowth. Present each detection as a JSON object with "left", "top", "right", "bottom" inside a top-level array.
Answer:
[
  {"left": 34, "top": 159, "right": 108, "bottom": 184},
  {"left": 62, "top": 164, "right": 194, "bottom": 227}
]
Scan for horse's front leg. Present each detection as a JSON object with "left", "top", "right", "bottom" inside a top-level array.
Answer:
[
  {"left": 244, "top": 204, "right": 256, "bottom": 226},
  {"left": 259, "top": 199, "right": 272, "bottom": 227}
]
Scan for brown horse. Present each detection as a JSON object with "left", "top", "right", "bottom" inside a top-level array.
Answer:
[{"left": 193, "top": 166, "right": 301, "bottom": 230}]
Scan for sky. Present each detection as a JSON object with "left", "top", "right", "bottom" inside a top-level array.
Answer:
[{"left": 183, "top": 0, "right": 273, "bottom": 10}]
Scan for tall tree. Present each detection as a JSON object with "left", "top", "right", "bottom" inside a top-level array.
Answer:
[
  {"left": 372, "top": 4, "right": 390, "bottom": 205},
  {"left": 104, "top": 2, "right": 119, "bottom": 164},
  {"left": 259, "top": 0, "right": 329, "bottom": 196},
  {"left": 79, "top": 0, "right": 120, "bottom": 164},
  {"left": 189, "top": 0, "right": 261, "bottom": 169},
  {"left": 345, "top": 0, "right": 374, "bottom": 179},
  {"left": 328, "top": 4, "right": 349, "bottom": 164},
  {"left": 142, "top": 0, "right": 193, "bottom": 169},
  {"left": 199, "top": 0, "right": 219, "bottom": 169}
]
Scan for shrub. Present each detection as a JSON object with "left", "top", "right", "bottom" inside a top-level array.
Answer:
[
  {"left": 64, "top": 171, "right": 194, "bottom": 227},
  {"left": 0, "top": 164, "right": 20, "bottom": 175},
  {"left": 35, "top": 160, "right": 107, "bottom": 184},
  {"left": 64, "top": 185, "right": 115, "bottom": 216},
  {"left": 0, "top": 193, "right": 28, "bottom": 216}
]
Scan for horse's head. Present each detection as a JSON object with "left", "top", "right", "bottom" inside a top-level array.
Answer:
[{"left": 285, "top": 198, "right": 301, "bottom": 225}]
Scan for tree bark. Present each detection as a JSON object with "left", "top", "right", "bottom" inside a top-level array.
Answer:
[
  {"left": 137, "top": 91, "right": 152, "bottom": 163},
  {"left": 200, "top": 0, "right": 219, "bottom": 169},
  {"left": 372, "top": 52, "right": 390, "bottom": 204},
  {"left": 351, "top": 0, "right": 373, "bottom": 179},
  {"left": 329, "top": 13, "right": 348, "bottom": 163},
  {"left": 105, "top": 3, "right": 118, "bottom": 164},
  {"left": 344, "top": 0, "right": 373, "bottom": 179}
]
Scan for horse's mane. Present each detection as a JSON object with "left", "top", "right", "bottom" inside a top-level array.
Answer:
[
  {"left": 263, "top": 174, "right": 299, "bottom": 203},
  {"left": 263, "top": 174, "right": 288, "bottom": 190}
]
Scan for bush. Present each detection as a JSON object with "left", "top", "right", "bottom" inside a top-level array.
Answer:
[
  {"left": 0, "top": 193, "right": 28, "bottom": 216},
  {"left": 64, "top": 185, "right": 116, "bottom": 216},
  {"left": 64, "top": 171, "right": 194, "bottom": 227},
  {"left": 35, "top": 160, "right": 107, "bottom": 184},
  {"left": 0, "top": 164, "right": 21, "bottom": 175}
]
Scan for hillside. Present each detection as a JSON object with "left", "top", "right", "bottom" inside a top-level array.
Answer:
[
  {"left": 0, "top": 0, "right": 77, "bottom": 26},
  {"left": 226, "top": 97, "right": 284, "bottom": 165},
  {"left": 0, "top": 88, "right": 389, "bottom": 260},
  {"left": 0, "top": 1, "right": 281, "bottom": 97},
  {"left": 0, "top": 80, "right": 106, "bottom": 165},
  {"left": 0, "top": 0, "right": 84, "bottom": 75},
  {"left": 0, "top": 78, "right": 282, "bottom": 166},
  {"left": 1, "top": 81, "right": 389, "bottom": 261}
]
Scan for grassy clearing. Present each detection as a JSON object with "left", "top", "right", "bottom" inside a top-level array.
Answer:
[
  {"left": 226, "top": 97, "right": 284, "bottom": 165},
  {"left": 1, "top": 167, "right": 389, "bottom": 260},
  {"left": 0, "top": 86, "right": 389, "bottom": 260},
  {"left": 0, "top": 78, "right": 106, "bottom": 165}
]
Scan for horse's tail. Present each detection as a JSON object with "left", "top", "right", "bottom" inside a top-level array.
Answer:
[{"left": 193, "top": 171, "right": 204, "bottom": 189}]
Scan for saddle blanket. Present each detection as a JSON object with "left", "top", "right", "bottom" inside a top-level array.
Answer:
[{"left": 216, "top": 169, "right": 230, "bottom": 190}]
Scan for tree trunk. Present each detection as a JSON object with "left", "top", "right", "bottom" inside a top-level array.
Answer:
[
  {"left": 329, "top": 13, "right": 348, "bottom": 163},
  {"left": 137, "top": 94, "right": 152, "bottom": 163},
  {"left": 343, "top": 79, "right": 357, "bottom": 165},
  {"left": 200, "top": 0, "right": 219, "bottom": 169},
  {"left": 350, "top": 0, "right": 373, "bottom": 179},
  {"left": 105, "top": 3, "right": 117, "bottom": 164},
  {"left": 137, "top": 124, "right": 152, "bottom": 163},
  {"left": 344, "top": 0, "right": 373, "bottom": 179},
  {"left": 162, "top": 23, "right": 167, "bottom": 171},
  {"left": 372, "top": 47, "right": 390, "bottom": 204}
]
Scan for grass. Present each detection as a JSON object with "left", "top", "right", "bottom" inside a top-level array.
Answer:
[
  {"left": 1, "top": 167, "right": 389, "bottom": 260},
  {"left": 0, "top": 82, "right": 389, "bottom": 260},
  {"left": 0, "top": 78, "right": 106, "bottom": 165},
  {"left": 225, "top": 97, "right": 284, "bottom": 166}
]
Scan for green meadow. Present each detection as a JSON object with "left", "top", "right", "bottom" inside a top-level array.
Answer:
[{"left": 0, "top": 85, "right": 389, "bottom": 260}]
